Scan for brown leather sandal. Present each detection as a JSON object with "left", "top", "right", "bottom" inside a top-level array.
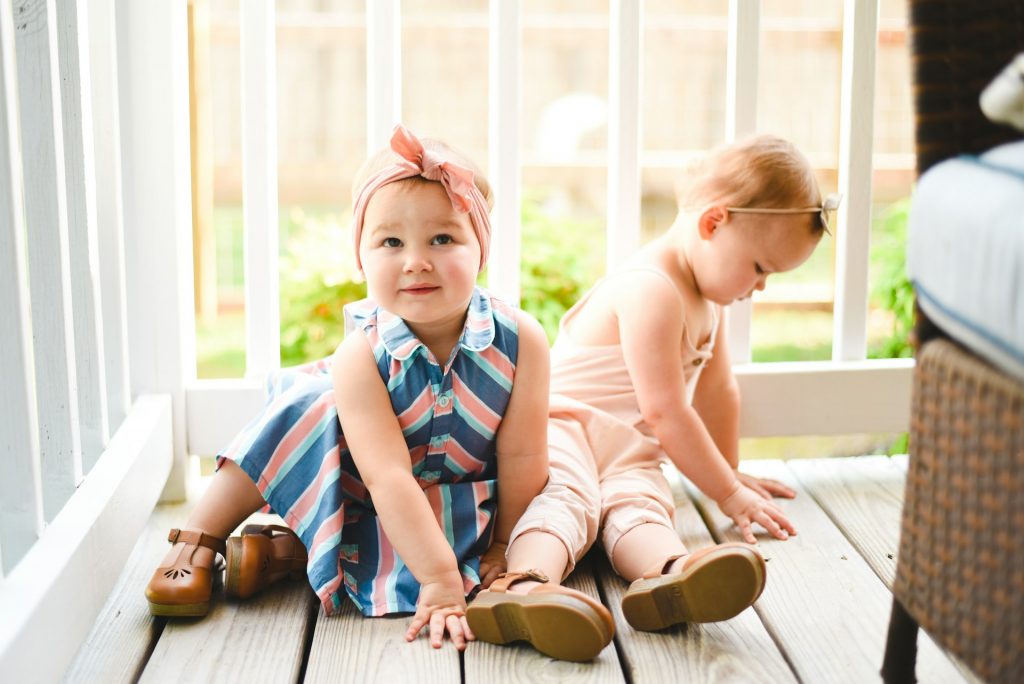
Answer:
[
  {"left": 466, "top": 569, "right": 615, "bottom": 662},
  {"left": 145, "top": 528, "right": 227, "bottom": 617},
  {"left": 224, "top": 524, "right": 308, "bottom": 599},
  {"left": 620, "top": 542, "right": 766, "bottom": 631}
]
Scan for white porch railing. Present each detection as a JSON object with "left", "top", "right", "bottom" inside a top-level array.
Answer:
[{"left": 0, "top": 1, "right": 912, "bottom": 681}]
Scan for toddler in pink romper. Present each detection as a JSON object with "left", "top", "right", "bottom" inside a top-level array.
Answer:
[{"left": 466, "top": 134, "right": 837, "bottom": 662}]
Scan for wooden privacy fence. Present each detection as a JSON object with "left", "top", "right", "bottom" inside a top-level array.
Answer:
[{"left": 0, "top": 1, "right": 912, "bottom": 682}]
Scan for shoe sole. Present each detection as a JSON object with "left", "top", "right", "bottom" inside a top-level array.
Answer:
[
  {"left": 621, "top": 547, "right": 766, "bottom": 631},
  {"left": 224, "top": 536, "right": 245, "bottom": 598},
  {"left": 148, "top": 600, "right": 209, "bottom": 617},
  {"left": 466, "top": 591, "right": 612, "bottom": 662}
]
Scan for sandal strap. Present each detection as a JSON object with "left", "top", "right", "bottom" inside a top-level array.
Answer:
[
  {"left": 240, "top": 523, "right": 296, "bottom": 539},
  {"left": 489, "top": 568, "right": 550, "bottom": 593},
  {"left": 167, "top": 528, "right": 227, "bottom": 557},
  {"left": 641, "top": 553, "right": 688, "bottom": 579}
]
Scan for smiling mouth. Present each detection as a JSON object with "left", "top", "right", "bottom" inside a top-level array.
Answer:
[{"left": 401, "top": 285, "right": 439, "bottom": 295}]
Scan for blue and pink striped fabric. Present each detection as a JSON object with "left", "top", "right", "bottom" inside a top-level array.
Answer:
[{"left": 218, "top": 287, "right": 518, "bottom": 616}]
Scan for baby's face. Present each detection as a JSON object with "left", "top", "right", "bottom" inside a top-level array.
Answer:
[
  {"left": 695, "top": 212, "right": 821, "bottom": 306},
  {"left": 358, "top": 180, "right": 481, "bottom": 329}
]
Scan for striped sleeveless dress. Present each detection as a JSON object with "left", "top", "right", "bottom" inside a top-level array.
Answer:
[{"left": 218, "top": 287, "right": 518, "bottom": 616}]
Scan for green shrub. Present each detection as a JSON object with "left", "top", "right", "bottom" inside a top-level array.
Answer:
[
  {"left": 518, "top": 193, "right": 604, "bottom": 342},
  {"left": 278, "top": 208, "right": 365, "bottom": 366},
  {"left": 868, "top": 198, "right": 914, "bottom": 360}
]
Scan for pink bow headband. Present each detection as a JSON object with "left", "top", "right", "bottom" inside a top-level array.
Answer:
[{"left": 351, "top": 125, "right": 491, "bottom": 272}]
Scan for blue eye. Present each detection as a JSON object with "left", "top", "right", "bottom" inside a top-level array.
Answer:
[
  {"left": 431, "top": 234, "right": 454, "bottom": 245},
  {"left": 382, "top": 237, "right": 402, "bottom": 248}
]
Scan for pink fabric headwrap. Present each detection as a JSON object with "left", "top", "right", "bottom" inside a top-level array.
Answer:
[{"left": 351, "top": 124, "right": 491, "bottom": 272}]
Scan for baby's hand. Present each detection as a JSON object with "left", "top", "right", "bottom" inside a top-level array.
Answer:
[
  {"left": 736, "top": 470, "right": 797, "bottom": 500},
  {"left": 717, "top": 482, "right": 797, "bottom": 544},
  {"left": 406, "top": 573, "right": 475, "bottom": 651},
  {"left": 478, "top": 541, "right": 507, "bottom": 589}
]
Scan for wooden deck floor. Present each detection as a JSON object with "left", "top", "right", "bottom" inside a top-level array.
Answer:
[{"left": 64, "top": 456, "right": 979, "bottom": 683}]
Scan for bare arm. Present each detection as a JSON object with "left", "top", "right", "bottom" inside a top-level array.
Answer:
[
  {"left": 692, "top": 306, "right": 741, "bottom": 469},
  {"left": 492, "top": 310, "right": 550, "bottom": 543},
  {"left": 692, "top": 310, "right": 795, "bottom": 500},
  {"left": 332, "top": 334, "right": 470, "bottom": 647},
  {"left": 616, "top": 276, "right": 738, "bottom": 501},
  {"left": 616, "top": 276, "right": 794, "bottom": 542},
  {"left": 333, "top": 335, "right": 461, "bottom": 583}
]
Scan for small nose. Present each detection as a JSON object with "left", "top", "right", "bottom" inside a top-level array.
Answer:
[
  {"left": 403, "top": 247, "right": 432, "bottom": 273},
  {"left": 755, "top": 275, "right": 767, "bottom": 292}
]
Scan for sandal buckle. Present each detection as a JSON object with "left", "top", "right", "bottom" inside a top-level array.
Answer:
[
  {"left": 168, "top": 528, "right": 181, "bottom": 544},
  {"left": 523, "top": 568, "right": 549, "bottom": 583}
]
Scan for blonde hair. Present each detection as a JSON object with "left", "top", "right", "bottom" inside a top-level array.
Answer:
[
  {"left": 351, "top": 137, "right": 494, "bottom": 211},
  {"left": 678, "top": 134, "right": 826, "bottom": 233}
]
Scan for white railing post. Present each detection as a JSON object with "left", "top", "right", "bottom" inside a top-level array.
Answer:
[
  {"left": 725, "top": 0, "right": 760, "bottom": 365},
  {"left": 366, "top": 0, "right": 400, "bottom": 153},
  {"left": 487, "top": 0, "right": 521, "bottom": 304},
  {"left": 13, "top": 0, "right": 84, "bottom": 519},
  {"left": 0, "top": 0, "right": 44, "bottom": 575},
  {"left": 833, "top": 0, "right": 878, "bottom": 362},
  {"left": 117, "top": 0, "right": 195, "bottom": 501},
  {"left": 241, "top": 0, "right": 280, "bottom": 378},
  {"left": 606, "top": 0, "right": 642, "bottom": 269},
  {"left": 56, "top": 0, "right": 110, "bottom": 472},
  {"left": 88, "top": 0, "right": 131, "bottom": 438}
]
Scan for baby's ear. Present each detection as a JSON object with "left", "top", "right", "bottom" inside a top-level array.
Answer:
[{"left": 698, "top": 206, "right": 728, "bottom": 239}]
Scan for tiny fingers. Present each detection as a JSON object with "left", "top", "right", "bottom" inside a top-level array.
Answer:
[
  {"left": 755, "top": 511, "right": 786, "bottom": 540},
  {"left": 735, "top": 516, "right": 756, "bottom": 544},
  {"left": 446, "top": 614, "right": 467, "bottom": 651},
  {"left": 461, "top": 615, "right": 475, "bottom": 641},
  {"left": 406, "top": 615, "right": 427, "bottom": 642},
  {"left": 764, "top": 478, "right": 797, "bottom": 499},
  {"left": 429, "top": 612, "right": 446, "bottom": 648}
]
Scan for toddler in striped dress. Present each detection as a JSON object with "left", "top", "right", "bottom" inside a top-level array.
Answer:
[{"left": 145, "top": 125, "right": 552, "bottom": 651}]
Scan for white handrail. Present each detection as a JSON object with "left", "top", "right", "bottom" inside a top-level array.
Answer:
[
  {"left": 606, "top": 0, "right": 642, "bottom": 268},
  {"left": 118, "top": 0, "right": 194, "bottom": 500},
  {"left": 240, "top": 0, "right": 280, "bottom": 378},
  {"left": 57, "top": 0, "right": 110, "bottom": 471},
  {"left": 833, "top": 0, "right": 878, "bottom": 362},
  {"left": 366, "top": 0, "right": 401, "bottom": 153},
  {"left": 724, "top": 0, "right": 760, "bottom": 365},
  {"left": 486, "top": 0, "right": 522, "bottom": 304},
  {"left": 88, "top": 0, "right": 131, "bottom": 439},
  {"left": 14, "top": 0, "right": 83, "bottom": 519},
  {"left": 0, "top": 0, "right": 43, "bottom": 576}
]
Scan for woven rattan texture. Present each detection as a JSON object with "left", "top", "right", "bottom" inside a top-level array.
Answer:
[
  {"left": 910, "top": 0, "right": 1024, "bottom": 175},
  {"left": 896, "top": 339, "right": 1024, "bottom": 683}
]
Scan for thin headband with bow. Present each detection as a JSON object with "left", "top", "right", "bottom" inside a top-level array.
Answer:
[{"left": 351, "top": 125, "right": 491, "bottom": 272}]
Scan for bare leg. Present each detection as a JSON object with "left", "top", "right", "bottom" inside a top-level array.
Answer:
[
  {"left": 161, "top": 460, "right": 267, "bottom": 567},
  {"left": 609, "top": 523, "right": 688, "bottom": 582},
  {"left": 504, "top": 530, "right": 571, "bottom": 594}
]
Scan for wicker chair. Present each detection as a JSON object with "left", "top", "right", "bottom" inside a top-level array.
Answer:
[{"left": 881, "top": 2, "right": 1024, "bottom": 682}]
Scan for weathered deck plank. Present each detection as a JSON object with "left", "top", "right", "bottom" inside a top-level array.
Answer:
[
  {"left": 788, "top": 456, "right": 904, "bottom": 587},
  {"left": 137, "top": 512, "right": 316, "bottom": 684},
  {"left": 597, "top": 487, "right": 796, "bottom": 683},
  {"left": 63, "top": 501, "right": 191, "bottom": 683},
  {"left": 690, "top": 459, "right": 966, "bottom": 684},
  {"left": 791, "top": 456, "right": 983, "bottom": 684},
  {"left": 303, "top": 596, "right": 460, "bottom": 683},
  {"left": 63, "top": 456, "right": 986, "bottom": 683}
]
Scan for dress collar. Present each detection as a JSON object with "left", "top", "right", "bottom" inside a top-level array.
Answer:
[{"left": 346, "top": 287, "right": 496, "bottom": 361}]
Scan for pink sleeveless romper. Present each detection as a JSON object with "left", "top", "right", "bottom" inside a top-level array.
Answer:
[{"left": 508, "top": 268, "right": 720, "bottom": 576}]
